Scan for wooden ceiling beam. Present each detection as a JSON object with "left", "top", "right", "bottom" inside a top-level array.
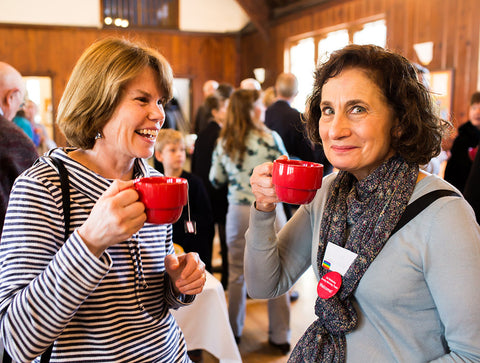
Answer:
[
  {"left": 272, "top": 0, "right": 337, "bottom": 18},
  {"left": 234, "top": 0, "right": 271, "bottom": 40}
]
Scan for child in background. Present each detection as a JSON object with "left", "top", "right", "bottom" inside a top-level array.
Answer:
[{"left": 154, "top": 129, "right": 215, "bottom": 272}]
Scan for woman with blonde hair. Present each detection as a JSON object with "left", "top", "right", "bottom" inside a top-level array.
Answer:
[
  {"left": 209, "top": 89, "right": 292, "bottom": 354},
  {"left": 0, "top": 37, "right": 206, "bottom": 362}
]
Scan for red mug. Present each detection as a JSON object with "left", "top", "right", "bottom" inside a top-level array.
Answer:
[
  {"left": 134, "top": 176, "right": 188, "bottom": 224},
  {"left": 272, "top": 159, "right": 323, "bottom": 204}
]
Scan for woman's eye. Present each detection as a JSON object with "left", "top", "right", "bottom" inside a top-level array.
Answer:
[
  {"left": 351, "top": 105, "right": 365, "bottom": 114},
  {"left": 136, "top": 97, "right": 148, "bottom": 103},
  {"left": 157, "top": 99, "right": 167, "bottom": 108},
  {"left": 321, "top": 106, "right": 334, "bottom": 116}
]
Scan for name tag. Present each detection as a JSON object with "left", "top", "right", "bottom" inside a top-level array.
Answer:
[{"left": 321, "top": 242, "right": 358, "bottom": 276}]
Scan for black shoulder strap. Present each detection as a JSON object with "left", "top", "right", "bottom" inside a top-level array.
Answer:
[
  {"left": 38, "top": 157, "right": 71, "bottom": 362},
  {"left": 2, "top": 157, "right": 70, "bottom": 363},
  {"left": 50, "top": 156, "right": 70, "bottom": 241},
  {"left": 391, "top": 189, "right": 460, "bottom": 236}
]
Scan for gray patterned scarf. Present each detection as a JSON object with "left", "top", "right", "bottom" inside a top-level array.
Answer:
[{"left": 289, "top": 156, "right": 418, "bottom": 362}]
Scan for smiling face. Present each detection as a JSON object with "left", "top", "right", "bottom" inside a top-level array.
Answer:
[
  {"left": 98, "top": 66, "right": 166, "bottom": 164},
  {"left": 319, "top": 68, "right": 396, "bottom": 180}
]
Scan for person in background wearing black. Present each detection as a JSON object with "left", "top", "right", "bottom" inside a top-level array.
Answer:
[
  {"left": 191, "top": 83, "right": 233, "bottom": 289},
  {"left": 192, "top": 79, "right": 219, "bottom": 135},
  {"left": 464, "top": 142, "right": 480, "bottom": 224},
  {"left": 265, "top": 73, "right": 332, "bottom": 222},
  {"left": 265, "top": 72, "right": 317, "bottom": 162},
  {"left": 0, "top": 61, "right": 38, "bottom": 240},
  {"left": 444, "top": 91, "right": 480, "bottom": 190}
]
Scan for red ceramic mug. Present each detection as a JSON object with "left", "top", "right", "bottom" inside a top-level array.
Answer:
[
  {"left": 134, "top": 176, "right": 188, "bottom": 224},
  {"left": 272, "top": 159, "right": 323, "bottom": 204}
]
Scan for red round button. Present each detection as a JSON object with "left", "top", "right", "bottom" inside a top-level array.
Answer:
[{"left": 317, "top": 271, "right": 342, "bottom": 299}]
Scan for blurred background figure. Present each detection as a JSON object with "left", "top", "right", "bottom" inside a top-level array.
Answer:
[
  {"left": 191, "top": 83, "right": 233, "bottom": 290},
  {"left": 13, "top": 110, "right": 36, "bottom": 143},
  {"left": 240, "top": 78, "right": 262, "bottom": 91},
  {"left": 444, "top": 91, "right": 480, "bottom": 190},
  {"left": 23, "top": 100, "right": 57, "bottom": 155},
  {"left": 413, "top": 63, "right": 449, "bottom": 177},
  {"left": 265, "top": 72, "right": 316, "bottom": 162},
  {"left": 163, "top": 97, "right": 189, "bottom": 134},
  {"left": 193, "top": 79, "right": 219, "bottom": 135},
  {"left": 0, "top": 61, "right": 38, "bottom": 240},
  {"left": 265, "top": 72, "right": 330, "bottom": 219},
  {"left": 464, "top": 141, "right": 480, "bottom": 223},
  {"left": 262, "top": 86, "right": 276, "bottom": 108},
  {"left": 154, "top": 129, "right": 215, "bottom": 273},
  {"left": 209, "top": 89, "right": 292, "bottom": 354}
]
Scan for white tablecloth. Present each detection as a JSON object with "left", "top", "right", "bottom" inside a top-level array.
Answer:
[{"left": 171, "top": 271, "right": 242, "bottom": 363}]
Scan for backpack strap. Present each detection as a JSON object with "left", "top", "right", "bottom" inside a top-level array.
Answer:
[
  {"left": 2, "top": 157, "right": 70, "bottom": 363},
  {"left": 391, "top": 189, "right": 460, "bottom": 236}
]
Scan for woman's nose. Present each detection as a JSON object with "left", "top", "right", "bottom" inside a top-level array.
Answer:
[
  {"left": 148, "top": 102, "right": 165, "bottom": 125},
  {"left": 328, "top": 114, "right": 350, "bottom": 139}
]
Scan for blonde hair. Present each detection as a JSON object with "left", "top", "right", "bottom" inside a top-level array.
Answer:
[
  {"left": 155, "top": 128, "right": 184, "bottom": 153},
  {"left": 57, "top": 37, "right": 173, "bottom": 149}
]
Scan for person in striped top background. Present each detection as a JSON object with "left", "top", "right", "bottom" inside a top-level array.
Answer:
[{"left": 0, "top": 37, "right": 206, "bottom": 362}]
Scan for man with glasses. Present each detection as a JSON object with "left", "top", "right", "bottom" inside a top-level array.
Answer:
[{"left": 0, "top": 61, "right": 38, "bottom": 240}]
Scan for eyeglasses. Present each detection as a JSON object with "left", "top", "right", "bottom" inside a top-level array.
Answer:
[{"left": 14, "top": 90, "right": 25, "bottom": 108}]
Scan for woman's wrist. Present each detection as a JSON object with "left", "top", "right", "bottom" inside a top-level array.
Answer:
[{"left": 254, "top": 201, "right": 276, "bottom": 213}]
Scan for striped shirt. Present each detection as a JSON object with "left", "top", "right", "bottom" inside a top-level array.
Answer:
[{"left": 0, "top": 148, "right": 194, "bottom": 362}]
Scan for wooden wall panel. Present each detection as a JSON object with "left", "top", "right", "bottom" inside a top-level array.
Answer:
[
  {"left": 0, "top": 0, "right": 478, "bottom": 146},
  {"left": 240, "top": 0, "right": 480, "bottom": 129},
  {"left": 0, "top": 25, "right": 237, "bottom": 145}
]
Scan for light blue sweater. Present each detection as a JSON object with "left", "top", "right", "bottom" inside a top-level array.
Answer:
[{"left": 245, "top": 173, "right": 480, "bottom": 362}]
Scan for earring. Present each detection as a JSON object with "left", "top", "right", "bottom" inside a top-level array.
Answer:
[{"left": 95, "top": 132, "right": 103, "bottom": 140}]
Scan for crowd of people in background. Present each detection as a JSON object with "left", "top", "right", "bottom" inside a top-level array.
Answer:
[{"left": 1, "top": 37, "right": 480, "bottom": 362}]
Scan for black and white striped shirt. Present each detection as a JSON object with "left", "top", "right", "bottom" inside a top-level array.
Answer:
[{"left": 0, "top": 148, "right": 193, "bottom": 362}]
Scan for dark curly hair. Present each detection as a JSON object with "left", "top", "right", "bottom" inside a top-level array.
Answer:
[{"left": 304, "top": 44, "right": 449, "bottom": 165}]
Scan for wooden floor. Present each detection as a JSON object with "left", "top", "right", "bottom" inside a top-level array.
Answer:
[{"left": 199, "top": 238, "right": 318, "bottom": 363}]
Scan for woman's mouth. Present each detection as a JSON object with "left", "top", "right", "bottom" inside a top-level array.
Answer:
[
  {"left": 331, "top": 145, "right": 356, "bottom": 152},
  {"left": 135, "top": 128, "right": 158, "bottom": 141}
]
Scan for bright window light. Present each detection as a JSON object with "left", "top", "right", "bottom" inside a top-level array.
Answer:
[
  {"left": 290, "top": 38, "right": 315, "bottom": 113},
  {"left": 353, "top": 19, "right": 386, "bottom": 47}
]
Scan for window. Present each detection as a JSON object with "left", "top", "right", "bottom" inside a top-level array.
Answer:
[
  {"left": 317, "top": 29, "right": 349, "bottom": 64},
  {"left": 287, "top": 18, "right": 386, "bottom": 112},
  {"left": 290, "top": 38, "right": 315, "bottom": 112},
  {"left": 353, "top": 20, "right": 387, "bottom": 47},
  {"left": 103, "top": 0, "right": 179, "bottom": 29}
]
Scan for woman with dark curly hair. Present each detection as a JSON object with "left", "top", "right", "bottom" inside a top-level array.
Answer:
[{"left": 245, "top": 44, "right": 480, "bottom": 362}]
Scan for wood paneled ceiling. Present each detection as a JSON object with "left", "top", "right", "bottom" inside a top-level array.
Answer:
[{"left": 234, "top": 0, "right": 334, "bottom": 39}]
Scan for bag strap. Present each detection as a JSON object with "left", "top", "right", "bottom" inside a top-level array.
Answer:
[
  {"left": 2, "top": 157, "right": 69, "bottom": 363},
  {"left": 50, "top": 157, "right": 71, "bottom": 241},
  {"left": 391, "top": 189, "right": 460, "bottom": 236},
  {"left": 38, "top": 156, "right": 71, "bottom": 362}
]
